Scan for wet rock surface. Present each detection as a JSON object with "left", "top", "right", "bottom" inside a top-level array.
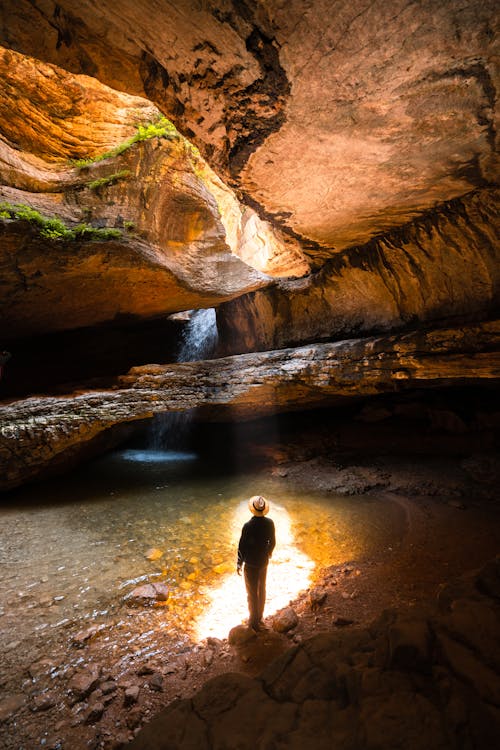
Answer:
[
  {"left": 127, "top": 559, "right": 500, "bottom": 750},
  {"left": 126, "top": 583, "right": 169, "bottom": 604},
  {"left": 0, "top": 451, "right": 499, "bottom": 750},
  {"left": 1, "top": 320, "right": 499, "bottom": 491}
]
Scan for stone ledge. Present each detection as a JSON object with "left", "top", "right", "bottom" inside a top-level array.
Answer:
[{"left": 0, "top": 320, "right": 499, "bottom": 491}]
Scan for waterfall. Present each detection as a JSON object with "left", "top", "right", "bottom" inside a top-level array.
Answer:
[
  {"left": 177, "top": 308, "right": 218, "bottom": 362},
  {"left": 150, "top": 308, "right": 218, "bottom": 450}
]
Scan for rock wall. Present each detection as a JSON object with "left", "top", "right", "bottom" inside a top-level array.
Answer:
[
  {"left": 0, "top": 321, "right": 498, "bottom": 491},
  {"left": 1, "top": 0, "right": 497, "bottom": 259},
  {"left": 0, "top": 134, "right": 287, "bottom": 339},
  {"left": 127, "top": 558, "right": 500, "bottom": 750},
  {"left": 217, "top": 189, "right": 500, "bottom": 354}
]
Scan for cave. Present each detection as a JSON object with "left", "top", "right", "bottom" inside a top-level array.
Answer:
[{"left": 0, "top": 1, "right": 499, "bottom": 749}]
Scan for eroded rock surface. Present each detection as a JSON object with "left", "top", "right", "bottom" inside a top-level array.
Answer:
[
  {"left": 1, "top": 0, "right": 497, "bottom": 257},
  {"left": 0, "top": 321, "right": 498, "bottom": 491},
  {"left": 0, "top": 44, "right": 311, "bottom": 339},
  {"left": 0, "top": 133, "right": 282, "bottom": 338},
  {"left": 217, "top": 188, "right": 500, "bottom": 353},
  {"left": 127, "top": 558, "right": 500, "bottom": 750}
]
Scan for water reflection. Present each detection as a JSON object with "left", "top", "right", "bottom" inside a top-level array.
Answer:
[
  {"left": 119, "top": 449, "right": 198, "bottom": 463},
  {"left": 195, "top": 501, "right": 315, "bottom": 639},
  {"left": 0, "top": 447, "right": 405, "bottom": 693}
]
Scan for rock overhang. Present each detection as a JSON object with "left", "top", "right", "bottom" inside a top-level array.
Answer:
[
  {"left": 0, "top": 0, "right": 497, "bottom": 367},
  {"left": 1, "top": 0, "right": 497, "bottom": 261},
  {"left": 0, "top": 0, "right": 496, "bottom": 256}
]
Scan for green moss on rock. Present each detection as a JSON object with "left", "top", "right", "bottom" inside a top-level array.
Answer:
[{"left": 0, "top": 202, "right": 122, "bottom": 241}]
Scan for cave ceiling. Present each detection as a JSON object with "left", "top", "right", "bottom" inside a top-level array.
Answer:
[
  {"left": 0, "top": 0, "right": 498, "bottom": 338},
  {"left": 0, "top": 0, "right": 497, "bottom": 259}
]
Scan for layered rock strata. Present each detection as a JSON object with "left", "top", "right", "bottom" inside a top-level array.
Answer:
[
  {"left": 0, "top": 131, "right": 304, "bottom": 338},
  {"left": 127, "top": 558, "right": 500, "bottom": 750},
  {"left": 1, "top": 0, "right": 497, "bottom": 258},
  {"left": 0, "top": 321, "right": 498, "bottom": 491},
  {"left": 0, "top": 44, "right": 311, "bottom": 340},
  {"left": 217, "top": 188, "right": 500, "bottom": 354}
]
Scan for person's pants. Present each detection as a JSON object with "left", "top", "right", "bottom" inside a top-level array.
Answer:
[{"left": 244, "top": 563, "right": 268, "bottom": 627}]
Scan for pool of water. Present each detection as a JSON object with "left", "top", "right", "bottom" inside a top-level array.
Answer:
[{"left": 0, "top": 447, "right": 405, "bottom": 686}]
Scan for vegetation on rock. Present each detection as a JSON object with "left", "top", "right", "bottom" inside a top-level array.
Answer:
[
  {"left": 0, "top": 202, "right": 122, "bottom": 241},
  {"left": 71, "top": 116, "right": 178, "bottom": 168},
  {"left": 86, "top": 170, "right": 131, "bottom": 191}
]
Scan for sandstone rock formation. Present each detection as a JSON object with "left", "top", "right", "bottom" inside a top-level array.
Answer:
[
  {"left": 1, "top": 0, "right": 497, "bottom": 259},
  {"left": 0, "top": 47, "right": 158, "bottom": 166},
  {"left": 0, "top": 7, "right": 498, "bottom": 750},
  {"left": 0, "top": 321, "right": 498, "bottom": 491},
  {"left": 0, "top": 44, "right": 309, "bottom": 340},
  {"left": 217, "top": 188, "right": 500, "bottom": 353},
  {"left": 0, "top": 119, "right": 302, "bottom": 339},
  {"left": 0, "top": 1, "right": 497, "bottom": 385},
  {"left": 127, "top": 558, "right": 500, "bottom": 750}
]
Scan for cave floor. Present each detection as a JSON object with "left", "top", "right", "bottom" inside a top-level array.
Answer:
[{"left": 1, "top": 452, "right": 499, "bottom": 750}]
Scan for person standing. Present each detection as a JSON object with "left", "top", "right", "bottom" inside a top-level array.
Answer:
[{"left": 237, "top": 495, "right": 276, "bottom": 631}]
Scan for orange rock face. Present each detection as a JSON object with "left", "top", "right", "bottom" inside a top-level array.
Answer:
[
  {"left": 0, "top": 50, "right": 309, "bottom": 338},
  {"left": 217, "top": 188, "right": 500, "bottom": 353},
  {"left": 0, "top": 1, "right": 497, "bottom": 384},
  {"left": 1, "top": 0, "right": 497, "bottom": 258},
  {"left": 0, "top": 47, "right": 157, "bottom": 163}
]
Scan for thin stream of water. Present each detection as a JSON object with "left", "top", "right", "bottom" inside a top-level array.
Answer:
[{"left": 150, "top": 308, "right": 217, "bottom": 450}]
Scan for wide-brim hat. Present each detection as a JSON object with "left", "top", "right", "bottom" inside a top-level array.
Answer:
[{"left": 248, "top": 495, "right": 270, "bottom": 516}]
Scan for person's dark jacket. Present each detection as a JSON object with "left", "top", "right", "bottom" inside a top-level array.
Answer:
[{"left": 237, "top": 516, "right": 276, "bottom": 568}]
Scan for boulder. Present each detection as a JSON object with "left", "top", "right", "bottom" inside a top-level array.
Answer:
[
  {"left": 68, "top": 667, "right": 100, "bottom": 700},
  {"left": 272, "top": 607, "right": 298, "bottom": 633},
  {"left": 127, "top": 582, "right": 169, "bottom": 604}
]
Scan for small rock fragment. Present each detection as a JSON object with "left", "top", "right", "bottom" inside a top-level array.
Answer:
[
  {"left": 85, "top": 702, "right": 105, "bottom": 724},
  {"left": 32, "top": 692, "right": 57, "bottom": 712},
  {"left": 148, "top": 673, "right": 163, "bottom": 692},
  {"left": 272, "top": 607, "right": 298, "bottom": 633},
  {"left": 68, "top": 667, "right": 100, "bottom": 700},
  {"left": 145, "top": 548, "right": 164, "bottom": 561},
  {"left": 137, "top": 664, "right": 155, "bottom": 676},
  {"left": 127, "top": 582, "right": 169, "bottom": 604},
  {"left": 72, "top": 625, "right": 103, "bottom": 647},
  {"left": 334, "top": 616, "right": 354, "bottom": 627},
  {"left": 29, "top": 658, "right": 56, "bottom": 679},
  {"left": 124, "top": 686, "right": 140, "bottom": 707},
  {"left": 309, "top": 587, "right": 327, "bottom": 610}
]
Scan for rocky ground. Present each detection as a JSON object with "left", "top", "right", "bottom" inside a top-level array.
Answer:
[{"left": 0, "top": 449, "right": 499, "bottom": 750}]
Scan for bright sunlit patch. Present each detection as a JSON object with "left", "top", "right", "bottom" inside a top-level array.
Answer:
[
  {"left": 194, "top": 501, "right": 315, "bottom": 640},
  {"left": 118, "top": 449, "right": 197, "bottom": 463}
]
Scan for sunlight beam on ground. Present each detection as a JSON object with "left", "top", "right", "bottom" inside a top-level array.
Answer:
[{"left": 194, "top": 500, "right": 315, "bottom": 640}]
